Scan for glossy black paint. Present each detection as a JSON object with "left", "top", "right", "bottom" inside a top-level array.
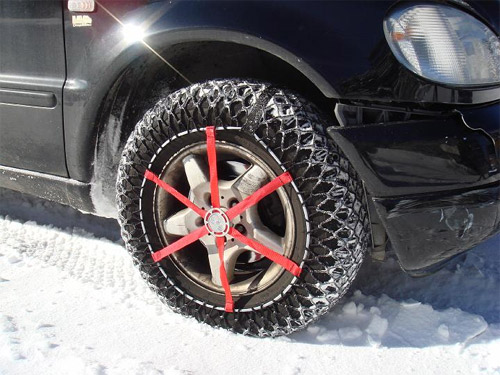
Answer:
[
  {"left": 373, "top": 183, "right": 499, "bottom": 273},
  {"left": 461, "top": 104, "right": 500, "bottom": 138},
  {"left": 61, "top": 0, "right": 500, "bottom": 182},
  {"left": 329, "top": 105, "right": 500, "bottom": 198},
  {"left": 0, "top": 164, "right": 93, "bottom": 213},
  {"left": 339, "top": 43, "right": 500, "bottom": 105},
  {"left": 339, "top": 0, "right": 500, "bottom": 105},
  {"left": 0, "top": 0, "right": 499, "bottom": 274},
  {"left": 329, "top": 103, "right": 499, "bottom": 271},
  {"left": 0, "top": 0, "right": 67, "bottom": 176}
]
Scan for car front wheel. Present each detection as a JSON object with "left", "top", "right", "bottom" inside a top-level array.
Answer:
[{"left": 117, "top": 79, "right": 369, "bottom": 337}]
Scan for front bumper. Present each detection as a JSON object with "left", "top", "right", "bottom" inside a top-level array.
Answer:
[
  {"left": 372, "top": 183, "right": 499, "bottom": 273},
  {"left": 329, "top": 103, "right": 500, "bottom": 273}
]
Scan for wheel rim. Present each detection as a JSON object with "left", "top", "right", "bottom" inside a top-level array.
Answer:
[{"left": 154, "top": 140, "right": 297, "bottom": 296}]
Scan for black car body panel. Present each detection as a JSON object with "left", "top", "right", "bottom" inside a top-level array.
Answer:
[
  {"left": 373, "top": 183, "right": 499, "bottom": 273},
  {"left": 0, "top": 1, "right": 67, "bottom": 176},
  {"left": 329, "top": 103, "right": 499, "bottom": 272},
  {"left": 329, "top": 105, "right": 499, "bottom": 198},
  {"left": 0, "top": 0, "right": 499, "bottom": 274},
  {"left": 61, "top": 0, "right": 500, "bottom": 183}
]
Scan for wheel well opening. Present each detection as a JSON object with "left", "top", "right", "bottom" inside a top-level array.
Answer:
[
  {"left": 91, "top": 41, "right": 334, "bottom": 218},
  {"left": 100, "top": 41, "right": 334, "bottom": 146}
]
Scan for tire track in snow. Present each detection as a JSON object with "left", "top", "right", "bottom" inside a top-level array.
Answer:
[{"left": 0, "top": 196, "right": 157, "bottom": 307}]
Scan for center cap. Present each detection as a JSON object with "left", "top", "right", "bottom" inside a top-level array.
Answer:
[{"left": 204, "top": 208, "right": 230, "bottom": 237}]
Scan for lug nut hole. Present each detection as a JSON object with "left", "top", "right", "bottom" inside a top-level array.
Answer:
[
  {"left": 235, "top": 224, "right": 246, "bottom": 235},
  {"left": 195, "top": 217, "right": 204, "bottom": 227}
]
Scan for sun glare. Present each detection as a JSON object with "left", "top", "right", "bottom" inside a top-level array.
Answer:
[{"left": 122, "top": 23, "right": 146, "bottom": 43}]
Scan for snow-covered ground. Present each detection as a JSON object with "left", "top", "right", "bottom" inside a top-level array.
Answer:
[{"left": 0, "top": 187, "right": 499, "bottom": 375}]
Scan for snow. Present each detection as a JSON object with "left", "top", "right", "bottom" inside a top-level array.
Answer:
[
  {"left": 90, "top": 112, "right": 123, "bottom": 219},
  {"left": 0, "top": 187, "right": 499, "bottom": 374}
]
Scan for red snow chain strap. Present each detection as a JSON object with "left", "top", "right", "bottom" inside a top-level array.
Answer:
[
  {"left": 229, "top": 228, "right": 302, "bottom": 277},
  {"left": 217, "top": 236, "right": 234, "bottom": 312},
  {"left": 145, "top": 126, "right": 301, "bottom": 312},
  {"left": 144, "top": 170, "right": 206, "bottom": 218},
  {"left": 226, "top": 171, "right": 292, "bottom": 221},
  {"left": 151, "top": 226, "right": 208, "bottom": 262},
  {"left": 206, "top": 126, "right": 221, "bottom": 209},
  {"left": 206, "top": 126, "right": 233, "bottom": 310}
]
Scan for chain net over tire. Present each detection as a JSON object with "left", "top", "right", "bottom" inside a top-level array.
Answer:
[{"left": 117, "top": 79, "right": 369, "bottom": 337}]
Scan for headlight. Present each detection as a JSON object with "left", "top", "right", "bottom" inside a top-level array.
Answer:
[{"left": 384, "top": 3, "right": 500, "bottom": 86}]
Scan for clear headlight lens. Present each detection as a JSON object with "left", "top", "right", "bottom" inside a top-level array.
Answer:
[{"left": 384, "top": 3, "right": 500, "bottom": 86}]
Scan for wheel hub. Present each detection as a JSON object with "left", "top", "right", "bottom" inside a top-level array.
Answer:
[{"left": 204, "top": 208, "right": 230, "bottom": 237}]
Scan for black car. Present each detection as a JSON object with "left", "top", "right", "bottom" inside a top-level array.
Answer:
[{"left": 0, "top": 0, "right": 499, "bottom": 337}]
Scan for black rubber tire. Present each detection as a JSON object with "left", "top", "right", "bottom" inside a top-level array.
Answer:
[{"left": 116, "top": 79, "right": 369, "bottom": 337}]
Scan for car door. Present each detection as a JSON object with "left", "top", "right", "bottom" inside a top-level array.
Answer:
[{"left": 0, "top": 0, "right": 67, "bottom": 177}]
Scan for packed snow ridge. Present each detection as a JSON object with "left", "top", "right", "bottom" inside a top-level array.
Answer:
[{"left": 0, "top": 187, "right": 499, "bottom": 374}]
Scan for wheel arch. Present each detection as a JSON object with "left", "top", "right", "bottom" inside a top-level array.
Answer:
[{"left": 88, "top": 34, "right": 337, "bottom": 218}]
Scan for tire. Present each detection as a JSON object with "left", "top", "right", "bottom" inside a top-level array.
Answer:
[{"left": 116, "top": 79, "right": 369, "bottom": 337}]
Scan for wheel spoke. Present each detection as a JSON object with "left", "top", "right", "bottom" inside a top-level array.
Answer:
[
  {"left": 231, "top": 164, "right": 268, "bottom": 198},
  {"left": 152, "top": 226, "right": 208, "bottom": 262},
  {"left": 202, "top": 236, "right": 240, "bottom": 285},
  {"left": 228, "top": 227, "right": 301, "bottom": 277},
  {"left": 183, "top": 154, "right": 209, "bottom": 191},
  {"left": 251, "top": 226, "right": 284, "bottom": 256},
  {"left": 244, "top": 205, "right": 284, "bottom": 255},
  {"left": 226, "top": 172, "right": 293, "bottom": 221},
  {"left": 206, "top": 245, "right": 224, "bottom": 284},
  {"left": 145, "top": 170, "right": 206, "bottom": 217},
  {"left": 163, "top": 208, "right": 195, "bottom": 237}
]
